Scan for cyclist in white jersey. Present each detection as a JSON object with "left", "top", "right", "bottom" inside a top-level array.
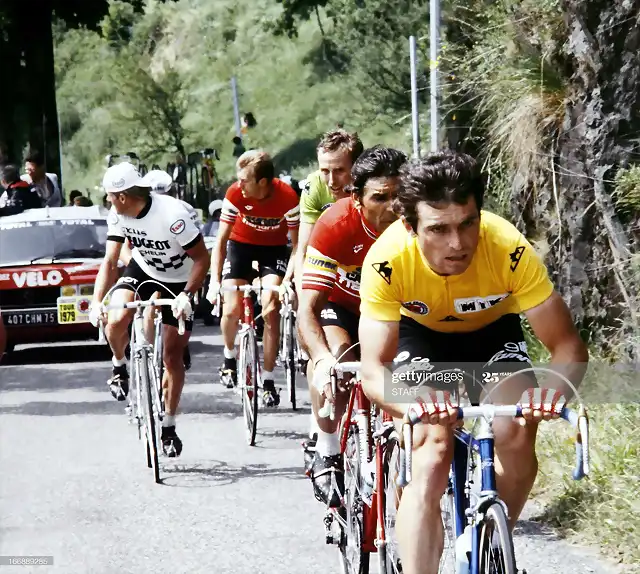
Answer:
[{"left": 90, "top": 162, "right": 210, "bottom": 457}]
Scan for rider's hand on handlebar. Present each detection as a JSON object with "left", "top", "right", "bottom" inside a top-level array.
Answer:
[
  {"left": 278, "top": 280, "right": 293, "bottom": 301},
  {"left": 312, "top": 354, "right": 335, "bottom": 400},
  {"left": 206, "top": 279, "right": 221, "bottom": 304},
  {"left": 89, "top": 301, "right": 106, "bottom": 328},
  {"left": 412, "top": 391, "right": 459, "bottom": 426},
  {"left": 518, "top": 388, "right": 566, "bottom": 425},
  {"left": 172, "top": 292, "right": 193, "bottom": 320}
]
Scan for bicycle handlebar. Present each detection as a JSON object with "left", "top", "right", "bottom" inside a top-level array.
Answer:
[
  {"left": 318, "top": 361, "right": 362, "bottom": 420},
  {"left": 211, "top": 283, "right": 289, "bottom": 317},
  {"left": 98, "top": 298, "right": 186, "bottom": 338},
  {"left": 399, "top": 400, "right": 590, "bottom": 487}
]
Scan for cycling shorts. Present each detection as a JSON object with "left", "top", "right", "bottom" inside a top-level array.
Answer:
[
  {"left": 222, "top": 240, "right": 289, "bottom": 281},
  {"left": 112, "top": 258, "right": 193, "bottom": 331},
  {"left": 393, "top": 313, "right": 533, "bottom": 404},
  {"left": 319, "top": 301, "right": 360, "bottom": 349}
]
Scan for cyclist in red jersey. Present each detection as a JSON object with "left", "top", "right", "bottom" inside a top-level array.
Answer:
[
  {"left": 297, "top": 146, "right": 407, "bottom": 505},
  {"left": 207, "top": 150, "right": 300, "bottom": 406}
]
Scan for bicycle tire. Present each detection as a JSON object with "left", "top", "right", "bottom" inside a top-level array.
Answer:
[
  {"left": 239, "top": 331, "right": 259, "bottom": 446},
  {"left": 478, "top": 502, "right": 517, "bottom": 574},
  {"left": 339, "top": 424, "right": 370, "bottom": 574},
  {"left": 153, "top": 315, "right": 165, "bottom": 414},
  {"left": 141, "top": 348, "right": 161, "bottom": 483},
  {"left": 284, "top": 310, "right": 296, "bottom": 410},
  {"left": 380, "top": 435, "right": 402, "bottom": 574}
]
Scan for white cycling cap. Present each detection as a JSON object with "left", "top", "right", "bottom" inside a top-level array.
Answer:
[
  {"left": 208, "top": 199, "right": 223, "bottom": 216},
  {"left": 102, "top": 163, "right": 172, "bottom": 194},
  {"left": 143, "top": 170, "right": 173, "bottom": 193}
]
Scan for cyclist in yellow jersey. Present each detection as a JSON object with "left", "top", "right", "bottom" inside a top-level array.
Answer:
[{"left": 359, "top": 151, "right": 589, "bottom": 574}]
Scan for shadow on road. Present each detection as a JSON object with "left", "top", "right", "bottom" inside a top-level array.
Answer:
[
  {"left": 514, "top": 518, "right": 561, "bottom": 540},
  {"left": 1, "top": 343, "right": 111, "bottom": 366},
  {"left": 0, "top": 399, "right": 125, "bottom": 416},
  {"left": 160, "top": 459, "right": 306, "bottom": 488}
]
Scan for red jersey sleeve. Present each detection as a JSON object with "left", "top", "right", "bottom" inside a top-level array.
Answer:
[{"left": 220, "top": 182, "right": 241, "bottom": 226}]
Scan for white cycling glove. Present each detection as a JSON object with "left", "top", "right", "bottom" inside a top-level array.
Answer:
[
  {"left": 89, "top": 301, "right": 105, "bottom": 328},
  {"left": 172, "top": 292, "right": 193, "bottom": 319},
  {"left": 206, "top": 280, "right": 221, "bottom": 304},
  {"left": 312, "top": 354, "right": 335, "bottom": 394}
]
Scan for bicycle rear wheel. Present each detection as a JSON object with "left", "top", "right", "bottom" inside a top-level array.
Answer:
[
  {"left": 379, "top": 435, "right": 402, "bottom": 574},
  {"left": 140, "top": 349, "right": 161, "bottom": 483},
  {"left": 283, "top": 310, "right": 296, "bottom": 410},
  {"left": 339, "top": 424, "right": 370, "bottom": 574},
  {"left": 239, "top": 331, "right": 259, "bottom": 446},
  {"left": 478, "top": 502, "right": 516, "bottom": 574}
]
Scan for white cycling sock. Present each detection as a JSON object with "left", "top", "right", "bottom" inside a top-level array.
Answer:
[
  {"left": 223, "top": 347, "right": 237, "bottom": 360},
  {"left": 262, "top": 370, "right": 274, "bottom": 382},
  {"left": 163, "top": 414, "right": 176, "bottom": 428},
  {"left": 112, "top": 356, "right": 126, "bottom": 367},
  {"left": 315, "top": 429, "right": 340, "bottom": 457}
]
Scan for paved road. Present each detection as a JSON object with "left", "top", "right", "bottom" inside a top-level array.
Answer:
[{"left": 0, "top": 326, "right": 628, "bottom": 573}]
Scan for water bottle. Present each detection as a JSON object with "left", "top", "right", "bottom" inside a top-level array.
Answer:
[{"left": 454, "top": 525, "right": 472, "bottom": 574}]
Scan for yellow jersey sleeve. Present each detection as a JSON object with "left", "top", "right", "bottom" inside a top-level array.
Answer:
[
  {"left": 506, "top": 237, "right": 554, "bottom": 311},
  {"left": 360, "top": 247, "right": 403, "bottom": 322}
]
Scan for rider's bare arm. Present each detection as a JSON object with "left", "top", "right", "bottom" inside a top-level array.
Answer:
[
  {"left": 359, "top": 316, "right": 405, "bottom": 418},
  {"left": 285, "top": 226, "right": 299, "bottom": 283},
  {"left": 93, "top": 240, "right": 123, "bottom": 304},
  {"left": 524, "top": 291, "right": 589, "bottom": 400},
  {"left": 183, "top": 236, "right": 210, "bottom": 295},
  {"left": 294, "top": 221, "right": 314, "bottom": 292},
  {"left": 211, "top": 221, "right": 233, "bottom": 283},
  {"left": 297, "top": 287, "right": 333, "bottom": 362},
  {"left": 119, "top": 239, "right": 133, "bottom": 267}
]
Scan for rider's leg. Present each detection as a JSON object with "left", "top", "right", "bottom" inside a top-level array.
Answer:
[
  {"left": 160, "top": 313, "right": 191, "bottom": 458},
  {"left": 394, "top": 422, "right": 453, "bottom": 574},
  {"left": 143, "top": 291, "right": 160, "bottom": 343},
  {"left": 104, "top": 287, "right": 135, "bottom": 400},
  {"left": 220, "top": 279, "right": 247, "bottom": 387},
  {"left": 259, "top": 274, "right": 281, "bottom": 373}
]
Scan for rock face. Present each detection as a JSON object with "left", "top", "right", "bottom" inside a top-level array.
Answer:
[{"left": 525, "top": 0, "right": 640, "bottom": 355}]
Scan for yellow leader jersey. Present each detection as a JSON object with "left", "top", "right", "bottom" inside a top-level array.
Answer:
[{"left": 359, "top": 211, "right": 554, "bottom": 333}]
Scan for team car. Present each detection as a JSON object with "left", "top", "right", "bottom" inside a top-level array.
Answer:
[{"left": 0, "top": 206, "right": 110, "bottom": 351}]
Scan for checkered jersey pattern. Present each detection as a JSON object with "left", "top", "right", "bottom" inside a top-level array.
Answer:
[{"left": 144, "top": 253, "right": 188, "bottom": 272}]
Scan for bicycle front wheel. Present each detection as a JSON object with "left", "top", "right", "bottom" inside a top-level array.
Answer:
[
  {"left": 239, "top": 331, "right": 259, "bottom": 446},
  {"left": 140, "top": 349, "right": 161, "bottom": 484},
  {"left": 478, "top": 502, "right": 517, "bottom": 574},
  {"left": 380, "top": 435, "right": 402, "bottom": 574},
  {"left": 283, "top": 311, "right": 296, "bottom": 410}
]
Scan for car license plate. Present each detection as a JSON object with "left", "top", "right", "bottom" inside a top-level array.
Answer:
[
  {"left": 3, "top": 311, "right": 57, "bottom": 326},
  {"left": 56, "top": 296, "right": 91, "bottom": 324}
]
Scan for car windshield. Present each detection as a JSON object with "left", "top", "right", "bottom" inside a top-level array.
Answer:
[{"left": 0, "top": 218, "right": 108, "bottom": 267}]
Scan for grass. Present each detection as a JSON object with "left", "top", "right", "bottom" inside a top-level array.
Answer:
[{"left": 523, "top": 318, "right": 640, "bottom": 570}]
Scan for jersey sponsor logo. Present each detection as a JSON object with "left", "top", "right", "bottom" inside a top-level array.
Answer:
[
  {"left": 307, "top": 256, "right": 338, "bottom": 271},
  {"left": 509, "top": 246, "right": 525, "bottom": 272},
  {"left": 402, "top": 300, "right": 430, "bottom": 315},
  {"left": 320, "top": 307, "right": 338, "bottom": 321},
  {"left": 353, "top": 244, "right": 364, "bottom": 254},
  {"left": 320, "top": 203, "right": 333, "bottom": 212},
  {"left": 128, "top": 237, "right": 171, "bottom": 251},
  {"left": 440, "top": 315, "right": 463, "bottom": 322},
  {"left": 245, "top": 205, "right": 254, "bottom": 210},
  {"left": 337, "top": 266, "right": 362, "bottom": 292},
  {"left": 485, "top": 341, "right": 529, "bottom": 366},
  {"left": 117, "top": 276, "right": 139, "bottom": 285},
  {"left": 170, "top": 219, "right": 186, "bottom": 235},
  {"left": 123, "top": 227, "right": 147, "bottom": 237},
  {"left": 454, "top": 294, "right": 509, "bottom": 314},
  {"left": 242, "top": 215, "right": 283, "bottom": 230},
  {"left": 12, "top": 270, "right": 63, "bottom": 288},
  {"left": 393, "top": 350, "right": 433, "bottom": 365},
  {"left": 372, "top": 261, "right": 393, "bottom": 285}
]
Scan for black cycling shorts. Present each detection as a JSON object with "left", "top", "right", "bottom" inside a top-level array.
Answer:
[
  {"left": 111, "top": 258, "right": 193, "bottom": 331},
  {"left": 222, "top": 240, "right": 289, "bottom": 281},
  {"left": 319, "top": 301, "right": 360, "bottom": 349},
  {"left": 393, "top": 313, "right": 534, "bottom": 404}
]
